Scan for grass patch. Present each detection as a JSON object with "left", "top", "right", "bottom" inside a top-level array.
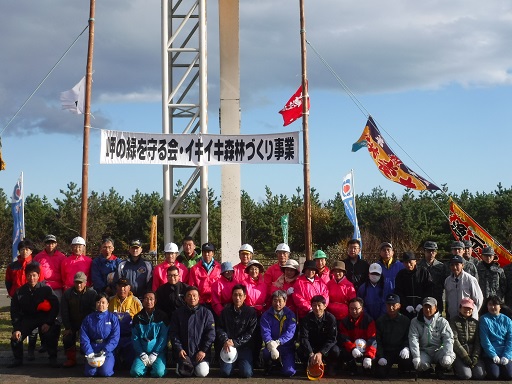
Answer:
[{"left": 0, "top": 306, "right": 11, "bottom": 350}]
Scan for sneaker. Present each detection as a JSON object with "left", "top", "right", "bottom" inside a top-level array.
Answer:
[{"left": 7, "top": 359, "right": 23, "bottom": 368}]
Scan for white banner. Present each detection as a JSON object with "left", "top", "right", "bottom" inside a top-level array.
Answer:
[{"left": 100, "top": 130, "right": 300, "bottom": 166}]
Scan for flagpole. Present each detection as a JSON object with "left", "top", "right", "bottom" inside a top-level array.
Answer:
[
  {"left": 299, "top": 0, "right": 312, "bottom": 260},
  {"left": 21, "top": 171, "right": 25, "bottom": 239},
  {"left": 80, "top": 0, "right": 96, "bottom": 242}
]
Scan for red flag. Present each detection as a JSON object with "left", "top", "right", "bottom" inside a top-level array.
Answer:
[{"left": 278, "top": 85, "right": 310, "bottom": 126}]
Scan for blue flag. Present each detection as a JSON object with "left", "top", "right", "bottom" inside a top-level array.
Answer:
[
  {"left": 341, "top": 171, "right": 361, "bottom": 253},
  {"left": 12, "top": 173, "right": 24, "bottom": 261}
]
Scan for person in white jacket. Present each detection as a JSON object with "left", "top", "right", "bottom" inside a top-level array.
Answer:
[{"left": 408, "top": 297, "right": 455, "bottom": 379}]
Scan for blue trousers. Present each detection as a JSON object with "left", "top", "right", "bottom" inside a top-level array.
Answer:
[
  {"left": 84, "top": 352, "right": 115, "bottom": 377},
  {"left": 484, "top": 357, "right": 512, "bottom": 380},
  {"left": 130, "top": 354, "right": 166, "bottom": 378},
  {"left": 219, "top": 347, "right": 253, "bottom": 378},
  {"left": 262, "top": 346, "right": 296, "bottom": 376}
]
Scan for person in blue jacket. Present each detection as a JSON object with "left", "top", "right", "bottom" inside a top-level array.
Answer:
[
  {"left": 80, "top": 292, "right": 120, "bottom": 377},
  {"left": 377, "top": 242, "right": 404, "bottom": 291},
  {"left": 479, "top": 295, "right": 512, "bottom": 380},
  {"left": 260, "top": 290, "right": 297, "bottom": 377},
  {"left": 169, "top": 286, "right": 216, "bottom": 377},
  {"left": 357, "top": 263, "right": 393, "bottom": 321},
  {"left": 130, "top": 291, "right": 170, "bottom": 378},
  {"left": 91, "top": 238, "right": 120, "bottom": 295}
]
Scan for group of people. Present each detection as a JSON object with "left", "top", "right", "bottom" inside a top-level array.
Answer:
[{"left": 6, "top": 234, "right": 512, "bottom": 380}]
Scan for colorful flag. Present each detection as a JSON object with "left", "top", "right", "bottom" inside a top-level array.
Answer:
[
  {"left": 341, "top": 171, "right": 362, "bottom": 255},
  {"left": 449, "top": 199, "right": 512, "bottom": 266},
  {"left": 60, "top": 76, "right": 86, "bottom": 114},
  {"left": 12, "top": 173, "right": 25, "bottom": 261},
  {"left": 278, "top": 84, "right": 310, "bottom": 126},
  {"left": 352, "top": 116, "right": 440, "bottom": 191}
]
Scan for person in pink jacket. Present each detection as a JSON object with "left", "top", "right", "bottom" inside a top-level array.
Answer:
[
  {"left": 61, "top": 236, "right": 92, "bottom": 290},
  {"left": 270, "top": 259, "right": 300, "bottom": 313},
  {"left": 327, "top": 261, "right": 357, "bottom": 321},
  {"left": 152, "top": 242, "right": 188, "bottom": 291},
  {"left": 211, "top": 262, "right": 238, "bottom": 317},
  {"left": 264, "top": 243, "right": 290, "bottom": 289},
  {"left": 34, "top": 234, "right": 66, "bottom": 298},
  {"left": 244, "top": 260, "right": 270, "bottom": 316},
  {"left": 314, "top": 250, "right": 331, "bottom": 284},
  {"left": 293, "top": 260, "right": 330, "bottom": 319},
  {"left": 188, "top": 242, "right": 221, "bottom": 309},
  {"left": 233, "top": 244, "right": 253, "bottom": 283}
]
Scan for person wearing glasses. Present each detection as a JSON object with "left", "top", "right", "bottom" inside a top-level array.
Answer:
[{"left": 155, "top": 265, "right": 190, "bottom": 320}]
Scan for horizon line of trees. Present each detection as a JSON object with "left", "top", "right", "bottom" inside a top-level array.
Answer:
[{"left": 1, "top": 180, "right": 511, "bottom": 267}]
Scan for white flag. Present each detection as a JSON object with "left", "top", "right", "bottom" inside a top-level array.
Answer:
[{"left": 60, "top": 76, "right": 86, "bottom": 114}]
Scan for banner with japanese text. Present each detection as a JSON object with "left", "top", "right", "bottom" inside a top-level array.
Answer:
[{"left": 100, "top": 130, "right": 299, "bottom": 166}]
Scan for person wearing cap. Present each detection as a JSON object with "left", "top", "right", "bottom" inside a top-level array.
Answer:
[
  {"left": 375, "top": 293, "right": 413, "bottom": 378},
  {"left": 188, "top": 242, "right": 221, "bottom": 309},
  {"left": 298, "top": 295, "right": 340, "bottom": 377},
  {"left": 476, "top": 246, "right": 506, "bottom": 302},
  {"left": 409, "top": 297, "right": 455, "bottom": 378},
  {"left": 80, "top": 292, "right": 120, "bottom": 377},
  {"left": 260, "top": 290, "right": 297, "bottom": 377},
  {"left": 91, "top": 237, "right": 120, "bottom": 295},
  {"left": 114, "top": 239, "right": 153, "bottom": 300},
  {"left": 130, "top": 291, "right": 170, "bottom": 378},
  {"left": 61, "top": 236, "right": 93, "bottom": 291},
  {"left": 152, "top": 242, "right": 188, "bottom": 291},
  {"left": 450, "top": 240, "right": 478, "bottom": 279},
  {"left": 34, "top": 234, "right": 66, "bottom": 298},
  {"left": 264, "top": 243, "right": 291, "bottom": 290},
  {"left": 61, "top": 271, "right": 97, "bottom": 367},
  {"left": 270, "top": 259, "right": 300, "bottom": 313},
  {"left": 338, "top": 297, "right": 377, "bottom": 375},
  {"left": 233, "top": 243, "right": 254, "bottom": 283},
  {"left": 444, "top": 254, "right": 483, "bottom": 320},
  {"left": 418, "top": 240, "right": 449, "bottom": 314},
  {"left": 108, "top": 278, "right": 142, "bottom": 369},
  {"left": 212, "top": 261, "right": 238, "bottom": 317},
  {"left": 479, "top": 295, "right": 512, "bottom": 380},
  {"left": 463, "top": 239, "right": 479, "bottom": 265},
  {"left": 357, "top": 262, "right": 393, "bottom": 321},
  {"left": 155, "top": 265, "right": 190, "bottom": 320},
  {"left": 394, "top": 251, "right": 434, "bottom": 320},
  {"left": 6, "top": 239, "right": 43, "bottom": 297},
  {"left": 313, "top": 250, "right": 331, "bottom": 284},
  {"left": 170, "top": 286, "right": 215, "bottom": 378},
  {"left": 326, "top": 260, "right": 356, "bottom": 321},
  {"left": 449, "top": 297, "right": 486, "bottom": 379},
  {"left": 177, "top": 236, "right": 201, "bottom": 268},
  {"left": 8, "top": 263, "right": 61, "bottom": 368},
  {"left": 216, "top": 284, "right": 258, "bottom": 378},
  {"left": 344, "top": 239, "right": 369, "bottom": 291},
  {"left": 293, "top": 260, "right": 329, "bottom": 319},
  {"left": 377, "top": 242, "right": 404, "bottom": 291}
]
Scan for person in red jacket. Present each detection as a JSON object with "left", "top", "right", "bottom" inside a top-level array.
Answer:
[
  {"left": 188, "top": 242, "right": 221, "bottom": 311},
  {"left": 327, "top": 261, "right": 356, "bottom": 321},
  {"left": 6, "top": 239, "right": 42, "bottom": 297},
  {"left": 211, "top": 262, "right": 238, "bottom": 317},
  {"left": 233, "top": 244, "right": 253, "bottom": 283},
  {"left": 338, "top": 297, "right": 377, "bottom": 375},
  {"left": 270, "top": 259, "right": 300, "bottom": 313},
  {"left": 264, "top": 243, "right": 290, "bottom": 290},
  {"left": 293, "top": 260, "right": 329, "bottom": 319}
]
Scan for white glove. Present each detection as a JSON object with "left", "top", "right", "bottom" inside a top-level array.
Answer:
[
  {"left": 412, "top": 357, "right": 421, "bottom": 369},
  {"left": 378, "top": 358, "right": 387, "bottom": 366},
  {"left": 267, "top": 340, "right": 279, "bottom": 351},
  {"left": 270, "top": 347, "right": 280, "bottom": 360},
  {"left": 493, "top": 356, "right": 501, "bottom": 364},
  {"left": 286, "top": 287, "right": 294, "bottom": 294},
  {"left": 406, "top": 306, "right": 415, "bottom": 313},
  {"left": 352, "top": 348, "right": 363, "bottom": 358},
  {"left": 501, "top": 357, "right": 509, "bottom": 365},
  {"left": 363, "top": 357, "right": 372, "bottom": 369},
  {"left": 415, "top": 304, "right": 423, "bottom": 313},
  {"left": 86, "top": 353, "right": 95, "bottom": 359},
  {"left": 148, "top": 352, "right": 158, "bottom": 365},
  {"left": 140, "top": 352, "right": 150, "bottom": 366},
  {"left": 399, "top": 347, "right": 410, "bottom": 359},
  {"left": 441, "top": 355, "right": 453, "bottom": 366}
]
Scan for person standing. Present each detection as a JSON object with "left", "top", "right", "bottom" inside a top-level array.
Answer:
[
  {"left": 476, "top": 247, "right": 506, "bottom": 302},
  {"left": 417, "top": 241, "right": 449, "bottom": 314},
  {"left": 5, "top": 239, "right": 42, "bottom": 298},
  {"left": 115, "top": 239, "right": 153, "bottom": 300},
  {"left": 293, "top": 260, "right": 329, "bottom": 319},
  {"left": 34, "top": 234, "right": 66, "bottom": 300},
  {"left": 326, "top": 261, "right": 356, "bottom": 321},
  {"left": 357, "top": 263, "right": 393, "bottom": 321},
  {"left": 344, "top": 239, "right": 369, "bottom": 291},
  {"left": 152, "top": 242, "right": 189, "bottom": 291},
  {"left": 188, "top": 242, "right": 221, "bottom": 310},
  {"left": 233, "top": 244, "right": 254, "bottom": 283},
  {"left": 264, "top": 243, "right": 291, "bottom": 289},
  {"left": 211, "top": 262, "right": 238, "bottom": 318},
  {"left": 61, "top": 236, "right": 92, "bottom": 291},
  {"left": 313, "top": 250, "right": 331, "bottom": 284},
  {"left": 91, "top": 237, "right": 120, "bottom": 295},
  {"left": 377, "top": 242, "right": 404, "bottom": 291},
  {"left": 155, "top": 265, "right": 189, "bottom": 320},
  {"left": 177, "top": 236, "right": 201, "bottom": 268},
  {"left": 450, "top": 240, "right": 478, "bottom": 279}
]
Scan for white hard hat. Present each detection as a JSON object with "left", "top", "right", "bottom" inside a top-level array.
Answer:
[
  {"left": 71, "top": 236, "right": 86, "bottom": 245},
  {"left": 87, "top": 353, "right": 106, "bottom": 367},
  {"left": 194, "top": 361, "right": 209, "bottom": 377},
  {"left": 220, "top": 347, "right": 238, "bottom": 363},
  {"left": 355, "top": 338, "right": 366, "bottom": 353},
  {"left": 239, "top": 243, "right": 254, "bottom": 253},
  {"left": 275, "top": 243, "right": 290, "bottom": 253},
  {"left": 164, "top": 242, "right": 179, "bottom": 253}
]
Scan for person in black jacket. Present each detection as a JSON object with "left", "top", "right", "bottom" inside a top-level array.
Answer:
[
  {"left": 155, "top": 265, "right": 189, "bottom": 320},
  {"left": 8, "top": 263, "right": 61, "bottom": 368},
  {"left": 344, "top": 239, "right": 369, "bottom": 291},
  {"left": 170, "top": 286, "right": 215, "bottom": 377},
  {"left": 394, "top": 252, "right": 434, "bottom": 319},
  {"left": 216, "top": 284, "right": 258, "bottom": 378}
]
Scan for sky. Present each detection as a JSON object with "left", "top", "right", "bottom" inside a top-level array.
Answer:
[{"left": 1, "top": 1, "right": 512, "bottom": 207}]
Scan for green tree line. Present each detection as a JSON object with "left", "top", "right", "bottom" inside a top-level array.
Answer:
[{"left": 1, "top": 181, "right": 512, "bottom": 266}]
